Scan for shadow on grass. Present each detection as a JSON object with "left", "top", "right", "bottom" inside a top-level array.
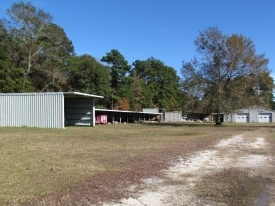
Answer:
[
  {"left": 141, "top": 122, "right": 275, "bottom": 128},
  {"left": 141, "top": 122, "right": 219, "bottom": 127},
  {"left": 195, "top": 168, "right": 273, "bottom": 206}
]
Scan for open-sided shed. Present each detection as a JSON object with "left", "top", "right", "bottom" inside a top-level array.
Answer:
[
  {"left": 95, "top": 109, "right": 162, "bottom": 123},
  {"left": 0, "top": 92, "right": 103, "bottom": 128}
]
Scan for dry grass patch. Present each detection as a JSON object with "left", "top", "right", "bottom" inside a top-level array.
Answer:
[
  {"left": 0, "top": 123, "right": 272, "bottom": 205},
  {"left": 194, "top": 168, "right": 271, "bottom": 206}
]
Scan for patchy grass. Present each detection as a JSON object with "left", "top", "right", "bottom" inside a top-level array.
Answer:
[
  {"left": 195, "top": 168, "right": 271, "bottom": 206},
  {"left": 0, "top": 123, "right": 274, "bottom": 205}
]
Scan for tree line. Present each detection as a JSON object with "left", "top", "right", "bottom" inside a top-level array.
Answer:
[{"left": 0, "top": 2, "right": 274, "bottom": 121}]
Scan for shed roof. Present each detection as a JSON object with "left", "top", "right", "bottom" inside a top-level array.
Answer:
[
  {"left": 63, "top": 92, "right": 103, "bottom": 99},
  {"left": 235, "top": 105, "right": 275, "bottom": 113},
  {"left": 95, "top": 108, "right": 161, "bottom": 115},
  {"left": 0, "top": 92, "right": 104, "bottom": 99}
]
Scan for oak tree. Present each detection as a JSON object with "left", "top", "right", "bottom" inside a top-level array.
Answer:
[
  {"left": 181, "top": 27, "right": 271, "bottom": 125},
  {"left": 5, "top": 1, "right": 52, "bottom": 75}
]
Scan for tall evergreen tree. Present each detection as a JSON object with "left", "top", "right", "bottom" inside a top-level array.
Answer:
[
  {"left": 131, "top": 71, "right": 143, "bottom": 111},
  {"left": 101, "top": 49, "right": 131, "bottom": 108}
]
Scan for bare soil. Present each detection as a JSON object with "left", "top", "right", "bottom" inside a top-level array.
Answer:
[{"left": 102, "top": 128, "right": 275, "bottom": 206}]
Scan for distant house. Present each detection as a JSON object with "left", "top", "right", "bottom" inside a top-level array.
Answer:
[{"left": 223, "top": 106, "right": 275, "bottom": 123}]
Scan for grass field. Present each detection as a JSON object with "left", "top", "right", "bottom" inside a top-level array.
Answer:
[{"left": 0, "top": 122, "right": 274, "bottom": 205}]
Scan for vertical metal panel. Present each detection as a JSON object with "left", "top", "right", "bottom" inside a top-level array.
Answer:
[
  {"left": 0, "top": 93, "right": 64, "bottom": 128},
  {"left": 164, "top": 111, "right": 182, "bottom": 122},
  {"left": 65, "top": 98, "right": 94, "bottom": 126}
]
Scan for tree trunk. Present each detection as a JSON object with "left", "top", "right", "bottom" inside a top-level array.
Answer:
[
  {"left": 27, "top": 46, "right": 32, "bottom": 75},
  {"left": 215, "top": 110, "right": 222, "bottom": 125},
  {"left": 216, "top": 76, "right": 222, "bottom": 125}
]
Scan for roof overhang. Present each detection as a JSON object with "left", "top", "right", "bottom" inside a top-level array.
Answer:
[
  {"left": 63, "top": 92, "right": 104, "bottom": 99},
  {"left": 95, "top": 108, "right": 161, "bottom": 115},
  {"left": 0, "top": 92, "right": 104, "bottom": 99}
]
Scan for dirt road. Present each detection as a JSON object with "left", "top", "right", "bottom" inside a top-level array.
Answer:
[{"left": 103, "top": 129, "right": 275, "bottom": 206}]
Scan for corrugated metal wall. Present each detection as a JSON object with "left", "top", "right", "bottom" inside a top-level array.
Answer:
[
  {"left": 165, "top": 111, "right": 182, "bottom": 122},
  {"left": 0, "top": 93, "right": 64, "bottom": 128},
  {"left": 65, "top": 98, "right": 94, "bottom": 126}
]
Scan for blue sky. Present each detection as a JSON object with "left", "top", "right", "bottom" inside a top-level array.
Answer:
[{"left": 1, "top": 0, "right": 275, "bottom": 78}]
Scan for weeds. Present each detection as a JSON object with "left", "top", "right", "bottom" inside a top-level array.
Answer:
[{"left": 195, "top": 168, "right": 269, "bottom": 206}]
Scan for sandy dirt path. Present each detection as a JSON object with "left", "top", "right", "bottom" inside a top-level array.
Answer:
[{"left": 102, "top": 130, "right": 275, "bottom": 206}]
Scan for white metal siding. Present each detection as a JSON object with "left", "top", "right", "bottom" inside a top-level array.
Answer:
[
  {"left": 0, "top": 93, "right": 64, "bottom": 128},
  {"left": 165, "top": 111, "right": 182, "bottom": 122},
  {"left": 224, "top": 114, "right": 233, "bottom": 122},
  {"left": 65, "top": 98, "right": 94, "bottom": 126}
]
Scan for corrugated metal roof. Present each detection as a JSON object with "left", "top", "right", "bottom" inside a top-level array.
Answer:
[
  {"left": 0, "top": 92, "right": 104, "bottom": 99},
  {"left": 95, "top": 108, "right": 161, "bottom": 115},
  {"left": 63, "top": 92, "right": 104, "bottom": 99}
]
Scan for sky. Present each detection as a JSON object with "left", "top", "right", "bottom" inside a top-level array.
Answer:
[{"left": 1, "top": 0, "right": 275, "bottom": 78}]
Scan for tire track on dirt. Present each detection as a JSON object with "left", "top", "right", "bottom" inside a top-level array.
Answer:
[{"left": 103, "top": 131, "right": 275, "bottom": 206}]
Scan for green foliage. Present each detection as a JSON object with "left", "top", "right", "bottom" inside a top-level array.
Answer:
[
  {"left": 2, "top": 2, "right": 74, "bottom": 92},
  {"left": 0, "top": 20, "right": 7, "bottom": 43},
  {"left": 131, "top": 71, "right": 143, "bottom": 111},
  {"left": 67, "top": 55, "right": 112, "bottom": 106},
  {"left": 29, "top": 23, "right": 75, "bottom": 91},
  {"left": 101, "top": 49, "right": 131, "bottom": 108},
  {"left": 0, "top": 46, "right": 33, "bottom": 92},
  {"left": 132, "top": 58, "right": 182, "bottom": 111},
  {"left": 101, "top": 49, "right": 131, "bottom": 88}
]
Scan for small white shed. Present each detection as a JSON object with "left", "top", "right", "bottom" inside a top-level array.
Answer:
[
  {"left": 224, "top": 106, "right": 275, "bottom": 123},
  {"left": 0, "top": 92, "right": 103, "bottom": 128},
  {"left": 164, "top": 111, "right": 182, "bottom": 122}
]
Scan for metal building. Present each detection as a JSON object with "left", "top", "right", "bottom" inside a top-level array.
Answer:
[
  {"left": 0, "top": 92, "right": 103, "bottom": 128},
  {"left": 223, "top": 106, "right": 275, "bottom": 123},
  {"left": 164, "top": 111, "right": 182, "bottom": 122}
]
